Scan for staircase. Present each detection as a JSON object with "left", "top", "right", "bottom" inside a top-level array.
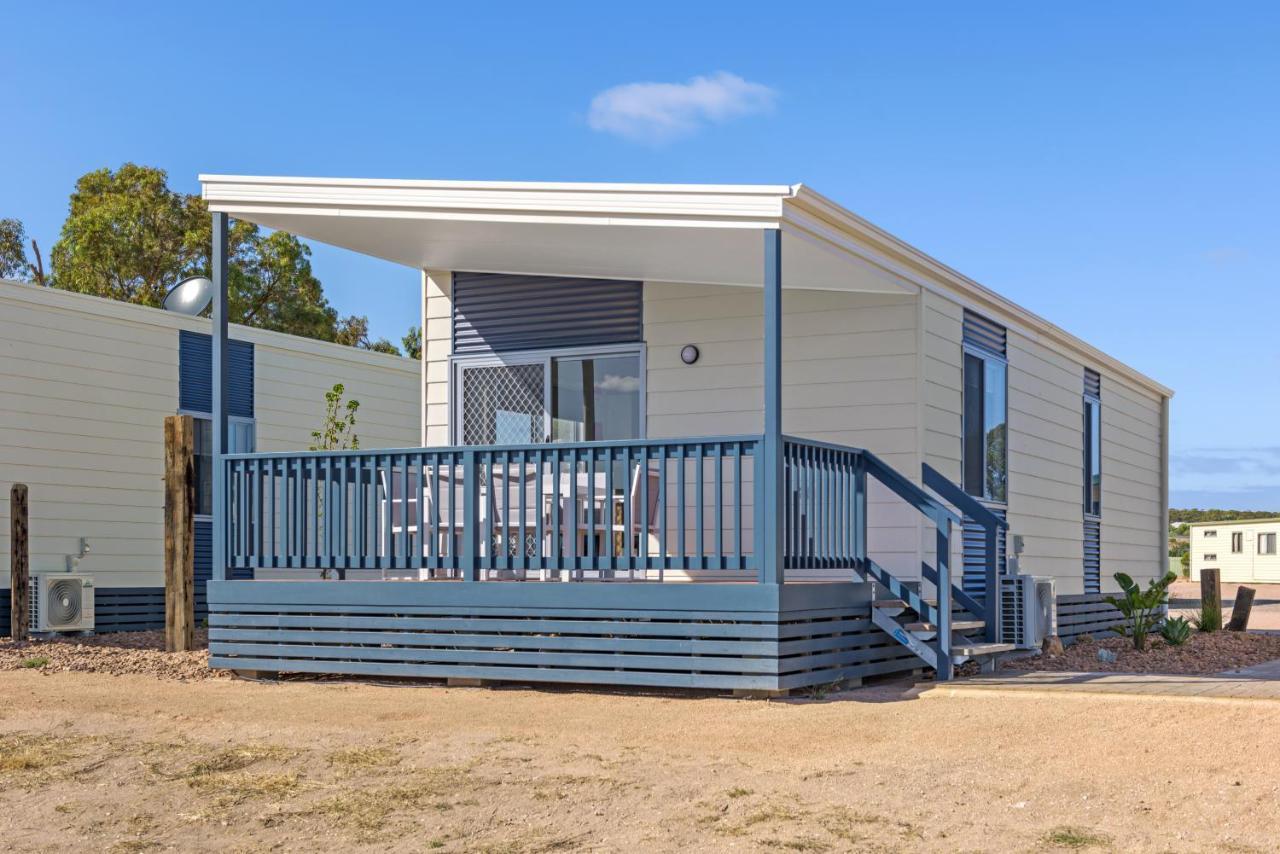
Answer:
[
  {"left": 870, "top": 597, "right": 1014, "bottom": 676},
  {"left": 782, "top": 439, "right": 1016, "bottom": 681}
]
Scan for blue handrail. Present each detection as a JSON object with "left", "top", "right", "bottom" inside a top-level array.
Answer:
[{"left": 921, "top": 462, "right": 1005, "bottom": 643}]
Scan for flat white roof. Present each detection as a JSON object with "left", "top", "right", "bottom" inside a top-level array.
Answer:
[{"left": 200, "top": 174, "right": 1172, "bottom": 398}]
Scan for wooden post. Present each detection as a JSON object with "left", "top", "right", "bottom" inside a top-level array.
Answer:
[
  {"left": 1228, "top": 585, "right": 1256, "bottom": 632},
  {"left": 164, "top": 416, "right": 196, "bottom": 652},
  {"left": 1200, "top": 567, "right": 1222, "bottom": 631},
  {"left": 10, "top": 484, "right": 29, "bottom": 640}
]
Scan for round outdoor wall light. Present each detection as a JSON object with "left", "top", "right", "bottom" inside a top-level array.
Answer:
[{"left": 680, "top": 344, "right": 700, "bottom": 365}]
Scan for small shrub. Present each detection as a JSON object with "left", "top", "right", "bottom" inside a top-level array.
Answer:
[
  {"left": 1105, "top": 570, "right": 1177, "bottom": 651},
  {"left": 1160, "top": 616, "right": 1193, "bottom": 646},
  {"left": 1043, "top": 825, "right": 1112, "bottom": 848},
  {"left": 1194, "top": 601, "right": 1223, "bottom": 633},
  {"left": 19, "top": 656, "right": 49, "bottom": 669}
]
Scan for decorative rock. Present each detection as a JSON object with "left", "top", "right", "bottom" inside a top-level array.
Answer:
[
  {"left": 1041, "top": 635, "right": 1065, "bottom": 658},
  {"left": 1097, "top": 648, "right": 1118, "bottom": 663}
]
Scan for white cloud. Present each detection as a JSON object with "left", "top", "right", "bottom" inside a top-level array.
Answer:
[
  {"left": 587, "top": 71, "right": 776, "bottom": 144},
  {"left": 1171, "top": 447, "right": 1280, "bottom": 493}
]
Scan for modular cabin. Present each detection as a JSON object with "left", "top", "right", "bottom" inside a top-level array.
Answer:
[
  {"left": 0, "top": 279, "right": 419, "bottom": 634},
  {"left": 1189, "top": 519, "right": 1280, "bottom": 584},
  {"left": 196, "top": 176, "right": 1173, "bottom": 690}
]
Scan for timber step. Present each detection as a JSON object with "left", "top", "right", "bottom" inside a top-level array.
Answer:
[
  {"left": 903, "top": 619, "right": 985, "bottom": 633},
  {"left": 953, "top": 641, "right": 1017, "bottom": 657}
]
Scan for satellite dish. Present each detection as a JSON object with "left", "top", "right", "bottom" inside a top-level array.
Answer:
[{"left": 162, "top": 276, "right": 213, "bottom": 316}]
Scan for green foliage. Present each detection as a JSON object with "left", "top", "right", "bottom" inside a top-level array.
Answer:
[
  {"left": 1180, "top": 552, "right": 1190, "bottom": 577},
  {"left": 1170, "top": 508, "right": 1280, "bottom": 524},
  {"left": 1194, "top": 600, "right": 1223, "bottom": 633},
  {"left": 310, "top": 383, "right": 360, "bottom": 451},
  {"left": 402, "top": 325, "right": 422, "bottom": 360},
  {"left": 1104, "top": 570, "right": 1177, "bottom": 651},
  {"left": 19, "top": 656, "right": 49, "bottom": 669},
  {"left": 51, "top": 164, "right": 210, "bottom": 305},
  {"left": 334, "top": 314, "right": 402, "bottom": 355},
  {"left": 45, "top": 163, "right": 384, "bottom": 349},
  {"left": 1160, "top": 616, "right": 1193, "bottom": 646},
  {"left": 1, "top": 218, "right": 30, "bottom": 279}
]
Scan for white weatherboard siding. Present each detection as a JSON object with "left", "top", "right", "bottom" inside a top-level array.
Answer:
[
  {"left": 644, "top": 282, "right": 922, "bottom": 579},
  {"left": 0, "top": 281, "right": 419, "bottom": 590},
  {"left": 1006, "top": 329, "right": 1087, "bottom": 594},
  {"left": 422, "top": 270, "right": 452, "bottom": 446},
  {"left": 1099, "top": 373, "right": 1167, "bottom": 589},
  {"left": 1190, "top": 522, "right": 1280, "bottom": 583}
]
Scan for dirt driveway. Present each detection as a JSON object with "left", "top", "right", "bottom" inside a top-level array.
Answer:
[
  {"left": 1170, "top": 581, "right": 1280, "bottom": 630},
  {"left": 2, "top": 672, "right": 1279, "bottom": 852}
]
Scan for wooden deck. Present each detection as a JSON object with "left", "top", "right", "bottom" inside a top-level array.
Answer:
[{"left": 206, "top": 579, "right": 921, "bottom": 691}]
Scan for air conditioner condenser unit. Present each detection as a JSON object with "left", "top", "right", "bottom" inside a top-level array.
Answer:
[
  {"left": 29, "top": 573, "right": 95, "bottom": 633},
  {"left": 999, "top": 574, "right": 1055, "bottom": 649}
]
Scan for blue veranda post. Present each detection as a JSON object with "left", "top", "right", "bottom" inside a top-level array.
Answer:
[
  {"left": 760, "top": 229, "right": 784, "bottom": 584},
  {"left": 211, "top": 212, "right": 229, "bottom": 582}
]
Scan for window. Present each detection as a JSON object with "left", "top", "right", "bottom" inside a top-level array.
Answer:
[
  {"left": 1260, "top": 533, "right": 1277, "bottom": 556},
  {"left": 1232, "top": 532, "right": 1244, "bottom": 553},
  {"left": 1204, "top": 530, "right": 1217, "bottom": 538},
  {"left": 192, "top": 416, "right": 256, "bottom": 516},
  {"left": 455, "top": 346, "right": 643, "bottom": 445},
  {"left": 1203, "top": 553, "right": 1217, "bottom": 562},
  {"left": 1082, "top": 370, "right": 1101, "bottom": 517},
  {"left": 962, "top": 349, "right": 1008, "bottom": 503}
]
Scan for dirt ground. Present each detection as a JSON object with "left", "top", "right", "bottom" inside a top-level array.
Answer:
[{"left": 3, "top": 671, "right": 1280, "bottom": 853}]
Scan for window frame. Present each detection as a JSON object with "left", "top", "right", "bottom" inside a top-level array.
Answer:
[
  {"left": 1260, "top": 532, "right": 1277, "bottom": 556},
  {"left": 182, "top": 408, "right": 257, "bottom": 520},
  {"left": 449, "top": 343, "right": 647, "bottom": 446},
  {"left": 1232, "top": 531, "right": 1244, "bottom": 553},
  {"left": 961, "top": 342, "right": 1009, "bottom": 505},
  {"left": 1082, "top": 388, "right": 1102, "bottom": 518}
]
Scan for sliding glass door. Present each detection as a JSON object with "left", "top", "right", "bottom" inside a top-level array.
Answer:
[{"left": 455, "top": 346, "right": 643, "bottom": 445}]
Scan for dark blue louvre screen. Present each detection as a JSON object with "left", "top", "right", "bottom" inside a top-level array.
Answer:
[
  {"left": 962, "top": 509, "right": 1007, "bottom": 598},
  {"left": 452, "top": 272, "right": 642, "bottom": 355},
  {"left": 179, "top": 330, "right": 254, "bottom": 418}
]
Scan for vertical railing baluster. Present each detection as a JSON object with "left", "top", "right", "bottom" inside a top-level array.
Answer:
[
  {"left": 462, "top": 449, "right": 478, "bottom": 581},
  {"left": 694, "top": 443, "right": 704, "bottom": 568},
  {"left": 677, "top": 445, "right": 687, "bottom": 567},
  {"left": 658, "top": 448, "right": 668, "bottom": 582},
  {"left": 733, "top": 443, "right": 742, "bottom": 568},
  {"left": 714, "top": 443, "right": 723, "bottom": 570}
]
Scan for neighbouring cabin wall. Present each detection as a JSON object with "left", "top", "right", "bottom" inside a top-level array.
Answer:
[
  {"left": 253, "top": 341, "right": 419, "bottom": 453},
  {"left": 0, "top": 285, "right": 179, "bottom": 589},
  {"left": 423, "top": 270, "right": 452, "bottom": 446},
  {"left": 643, "top": 282, "right": 923, "bottom": 579},
  {"left": 0, "top": 280, "right": 418, "bottom": 596},
  {"left": 920, "top": 291, "right": 966, "bottom": 577},
  {"left": 1005, "top": 329, "right": 1088, "bottom": 595},
  {"left": 1189, "top": 521, "right": 1280, "bottom": 583},
  {"left": 1098, "top": 372, "right": 1166, "bottom": 590}
]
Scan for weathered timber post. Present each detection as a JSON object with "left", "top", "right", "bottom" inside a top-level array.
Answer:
[
  {"left": 1228, "top": 585, "right": 1256, "bottom": 632},
  {"left": 1200, "top": 567, "right": 1222, "bottom": 631},
  {"left": 10, "top": 484, "right": 29, "bottom": 640},
  {"left": 164, "top": 416, "right": 196, "bottom": 652}
]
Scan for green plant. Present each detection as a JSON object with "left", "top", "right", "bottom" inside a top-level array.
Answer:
[
  {"left": 310, "top": 383, "right": 360, "bottom": 451},
  {"left": 1105, "top": 570, "right": 1177, "bottom": 651},
  {"left": 1193, "top": 601, "right": 1223, "bottom": 633},
  {"left": 19, "top": 656, "right": 49, "bottom": 669},
  {"left": 1160, "top": 615, "right": 1193, "bottom": 646}
]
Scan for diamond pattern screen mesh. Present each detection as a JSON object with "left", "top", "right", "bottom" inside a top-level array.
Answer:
[{"left": 460, "top": 363, "right": 547, "bottom": 445}]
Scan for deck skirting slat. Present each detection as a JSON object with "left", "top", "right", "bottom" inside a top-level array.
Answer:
[{"left": 205, "top": 580, "right": 919, "bottom": 690}]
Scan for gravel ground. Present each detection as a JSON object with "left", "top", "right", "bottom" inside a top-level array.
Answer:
[
  {"left": 1002, "top": 630, "right": 1280, "bottom": 675},
  {"left": 0, "top": 630, "right": 225, "bottom": 681}
]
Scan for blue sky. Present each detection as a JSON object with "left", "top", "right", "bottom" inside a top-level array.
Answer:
[{"left": 3, "top": 2, "right": 1278, "bottom": 509}]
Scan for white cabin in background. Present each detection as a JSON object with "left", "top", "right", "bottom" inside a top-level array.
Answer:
[{"left": 1189, "top": 519, "right": 1280, "bottom": 584}]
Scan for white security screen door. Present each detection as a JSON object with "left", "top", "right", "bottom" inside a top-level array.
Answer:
[{"left": 458, "top": 361, "right": 548, "bottom": 445}]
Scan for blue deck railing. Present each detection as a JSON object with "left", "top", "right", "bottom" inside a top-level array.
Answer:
[{"left": 225, "top": 436, "right": 762, "bottom": 581}]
